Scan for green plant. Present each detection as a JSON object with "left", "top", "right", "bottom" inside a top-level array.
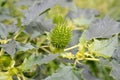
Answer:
[{"left": 0, "top": 0, "right": 120, "bottom": 80}]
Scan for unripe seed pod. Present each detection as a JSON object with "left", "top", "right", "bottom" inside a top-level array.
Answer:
[{"left": 50, "top": 24, "right": 71, "bottom": 49}]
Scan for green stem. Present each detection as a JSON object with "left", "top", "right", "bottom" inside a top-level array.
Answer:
[
  {"left": 64, "top": 44, "right": 79, "bottom": 51},
  {"left": 14, "top": 29, "right": 23, "bottom": 40},
  {"left": 17, "top": 76, "right": 21, "bottom": 80},
  {"left": 0, "top": 48, "right": 4, "bottom": 55},
  {"left": 85, "top": 58, "right": 99, "bottom": 61},
  {"left": 40, "top": 47, "right": 51, "bottom": 54},
  {"left": 21, "top": 73, "right": 26, "bottom": 80},
  {"left": 23, "top": 36, "right": 29, "bottom": 43},
  {"left": 84, "top": 52, "right": 95, "bottom": 58}
]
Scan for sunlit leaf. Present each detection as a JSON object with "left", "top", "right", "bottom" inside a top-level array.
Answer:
[
  {"left": 21, "top": 54, "right": 58, "bottom": 71},
  {"left": 88, "top": 35, "right": 118, "bottom": 57}
]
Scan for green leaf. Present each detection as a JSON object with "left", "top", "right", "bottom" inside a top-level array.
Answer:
[
  {"left": 110, "top": 60, "right": 120, "bottom": 80},
  {"left": 0, "top": 15, "right": 13, "bottom": 22},
  {"left": 88, "top": 35, "right": 118, "bottom": 57},
  {"left": 20, "top": 54, "right": 58, "bottom": 71},
  {"left": 79, "top": 32, "right": 87, "bottom": 46},
  {"left": 45, "top": 64, "right": 82, "bottom": 80},
  {"left": 112, "top": 47, "right": 120, "bottom": 63},
  {"left": 81, "top": 68, "right": 99, "bottom": 80},
  {"left": 86, "top": 16, "right": 120, "bottom": 40},
  {"left": 7, "top": 24, "right": 18, "bottom": 33},
  {"left": 25, "top": 19, "right": 54, "bottom": 38},
  {"left": 0, "top": 23, "right": 8, "bottom": 39},
  {"left": 1, "top": 40, "right": 16, "bottom": 57},
  {"left": 16, "top": 42, "right": 35, "bottom": 51},
  {"left": 67, "top": 8, "right": 99, "bottom": 28},
  {"left": 23, "top": 0, "right": 58, "bottom": 25}
]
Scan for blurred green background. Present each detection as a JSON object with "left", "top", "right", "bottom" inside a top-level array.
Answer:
[
  {"left": 74, "top": 0, "right": 120, "bottom": 20},
  {"left": 0, "top": 0, "right": 120, "bottom": 80}
]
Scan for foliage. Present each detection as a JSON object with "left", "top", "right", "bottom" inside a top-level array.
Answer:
[
  {"left": 74, "top": 0, "right": 120, "bottom": 20},
  {"left": 0, "top": 0, "right": 120, "bottom": 80}
]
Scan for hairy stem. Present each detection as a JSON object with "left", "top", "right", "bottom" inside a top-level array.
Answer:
[
  {"left": 40, "top": 47, "right": 51, "bottom": 54},
  {"left": 85, "top": 58, "right": 99, "bottom": 61},
  {"left": 64, "top": 44, "right": 79, "bottom": 51}
]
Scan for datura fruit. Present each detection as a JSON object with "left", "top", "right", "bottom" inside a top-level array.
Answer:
[{"left": 50, "top": 24, "right": 71, "bottom": 49}]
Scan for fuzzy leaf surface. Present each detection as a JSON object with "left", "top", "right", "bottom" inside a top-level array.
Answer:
[
  {"left": 88, "top": 36, "right": 118, "bottom": 57},
  {"left": 23, "top": 0, "right": 58, "bottom": 25},
  {"left": 45, "top": 64, "right": 82, "bottom": 80},
  {"left": 1, "top": 40, "right": 16, "bottom": 57},
  {"left": 110, "top": 60, "right": 120, "bottom": 80},
  {"left": 86, "top": 16, "right": 120, "bottom": 40},
  {"left": 0, "top": 23, "right": 8, "bottom": 39},
  {"left": 21, "top": 54, "right": 58, "bottom": 71}
]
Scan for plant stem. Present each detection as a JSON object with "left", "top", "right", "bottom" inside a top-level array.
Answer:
[
  {"left": 14, "top": 29, "right": 23, "bottom": 40},
  {"left": 64, "top": 44, "right": 79, "bottom": 51},
  {"left": 84, "top": 52, "right": 95, "bottom": 58},
  {"left": 0, "top": 48, "right": 4, "bottom": 55},
  {"left": 23, "top": 36, "right": 29, "bottom": 43},
  {"left": 85, "top": 58, "right": 99, "bottom": 61},
  {"left": 40, "top": 47, "right": 51, "bottom": 54}
]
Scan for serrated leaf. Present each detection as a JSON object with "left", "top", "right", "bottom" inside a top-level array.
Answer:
[
  {"left": 67, "top": 8, "right": 99, "bottom": 27},
  {"left": 88, "top": 35, "right": 118, "bottom": 57},
  {"left": 81, "top": 68, "right": 99, "bottom": 80},
  {"left": 21, "top": 54, "right": 58, "bottom": 71},
  {"left": 16, "top": 42, "right": 35, "bottom": 51},
  {"left": 25, "top": 19, "right": 54, "bottom": 36},
  {"left": 112, "top": 47, "right": 120, "bottom": 63},
  {"left": 45, "top": 64, "right": 82, "bottom": 80},
  {"left": 110, "top": 60, "right": 120, "bottom": 80},
  {"left": 86, "top": 16, "right": 120, "bottom": 40},
  {"left": 99, "top": 58, "right": 111, "bottom": 67},
  {"left": 39, "top": 54, "right": 59, "bottom": 64},
  {"left": 25, "top": 21, "right": 41, "bottom": 36},
  {"left": 1, "top": 40, "right": 16, "bottom": 57},
  {"left": 0, "top": 23, "right": 8, "bottom": 39},
  {"left": 23, "top": 0, "right": 58, "bottom": 25},
  {"left": 7, "top": 24, "right": 18, "bottom": 33}
]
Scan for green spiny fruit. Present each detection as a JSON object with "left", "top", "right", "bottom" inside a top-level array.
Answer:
[{"left": 50, "top": 24, "right": 71, "bottom": 49}]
